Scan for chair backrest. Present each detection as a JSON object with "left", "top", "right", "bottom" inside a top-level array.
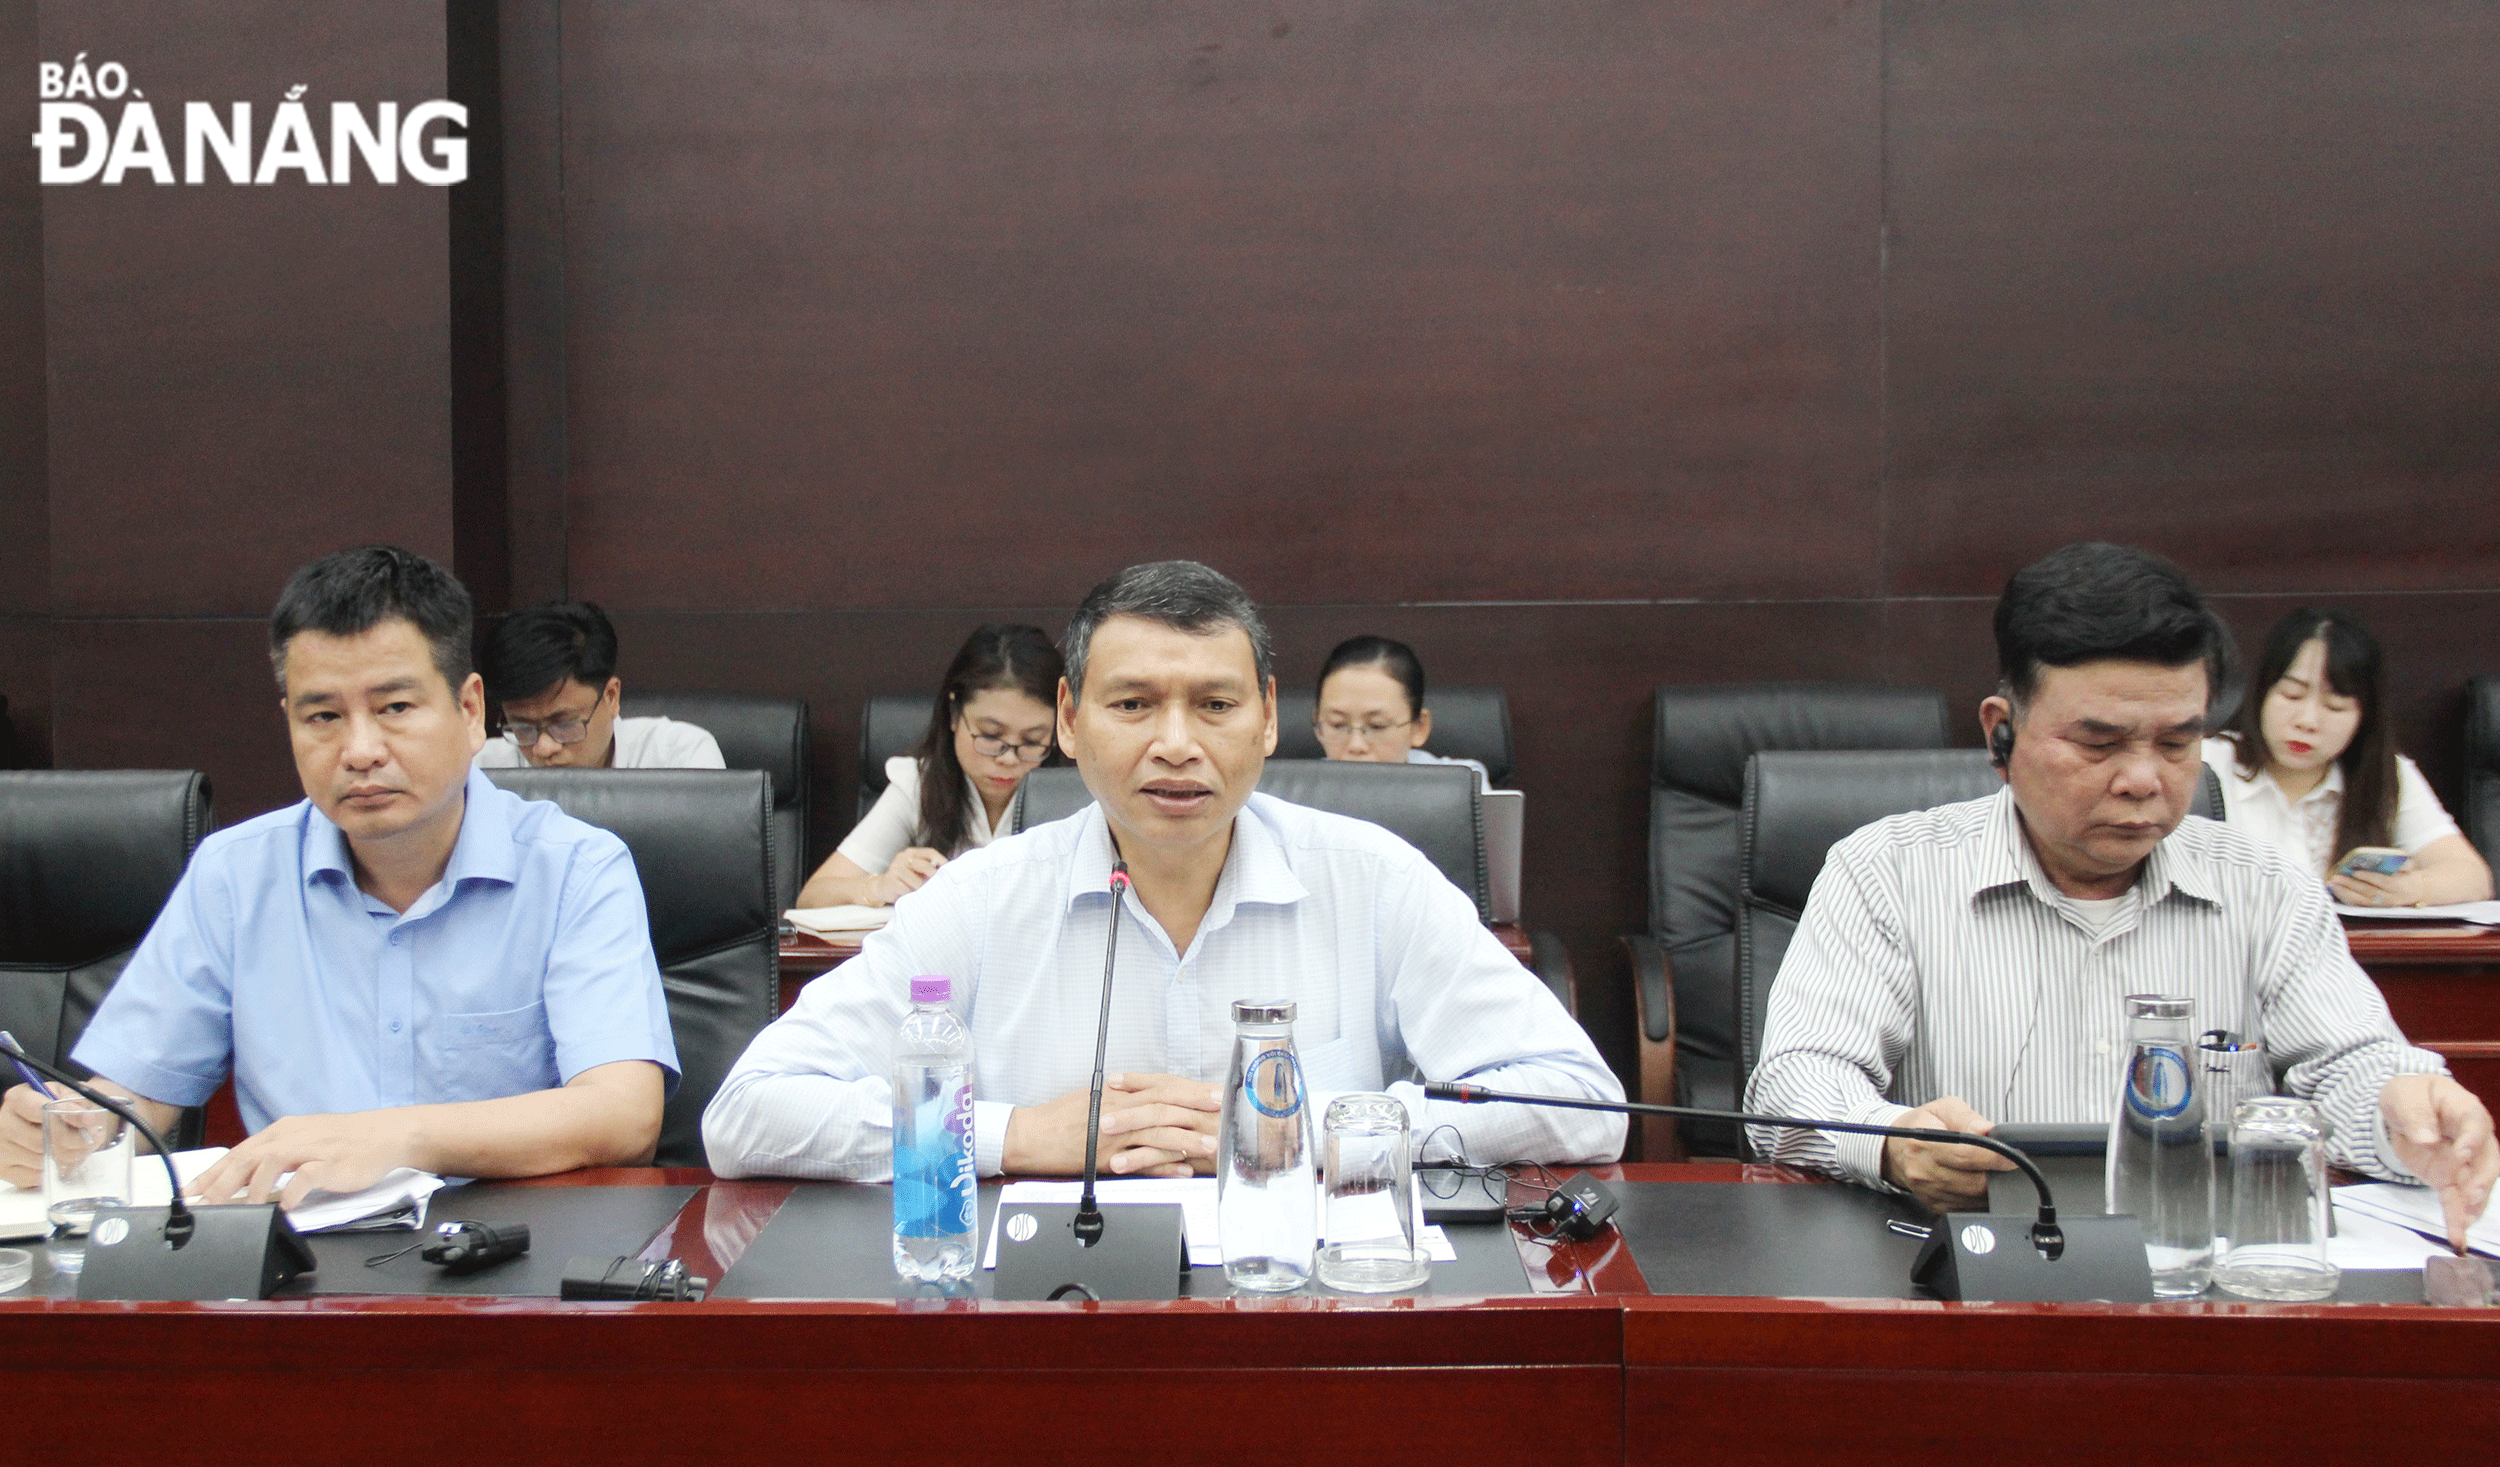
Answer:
[
  {"left": 0, "top": 771, "right": 213, "bottom": 1079},
  {"left": 2469, "top": 676, "right": 2500, "bottom": 869},
  {"left": 1010, "top": 760, "right": 1488, "bottom": 919},
  {"left": 1735, "top": 748, "right": 2004, "bottom": 1152},
  {"left": 1647, "top": 683, "right": 1951, "bottom": 1152},
  {"left": 484, "top": 768, "right": 777, "bottom": 1168},
  {"left": 1272, "top": 685, "right": 1515, "bottom": 784},
  {"left": 622, "top": 692, "right": 810, "bottom": 912},
  {"left": 859, "top": 693, "right": 933, "bottom": 819}
]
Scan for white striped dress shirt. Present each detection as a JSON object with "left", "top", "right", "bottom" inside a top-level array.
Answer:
[
  {"left": 1745, "top": 788, "right": 2444, "bottom": 1188},
  {"left": 703, "top": 792, "right": 1624, "bottom": 1180}
]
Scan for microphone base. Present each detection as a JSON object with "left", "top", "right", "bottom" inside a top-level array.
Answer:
[
  {"left": 1911, "top": 1212, "right": 2155, "bottom": 1302},
  {"left": 991, "top": 1202, "right": 1189, "bottom": 1301},
  {"left": 76, "top": 1203, "right": 316, "bottom": 1302}
]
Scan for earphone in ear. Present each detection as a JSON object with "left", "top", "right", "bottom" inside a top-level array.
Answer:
[{"left": 1988, "top": 721, "right": 2015, "bottom": 767}]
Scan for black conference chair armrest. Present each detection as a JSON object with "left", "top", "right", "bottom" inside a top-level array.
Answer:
[
  {"left": 1526, "top": 930, "right": 1576, "bottom": 1019},
  {"left": 1622, "top": 933, "right": 1681, "bottom": 1162}
]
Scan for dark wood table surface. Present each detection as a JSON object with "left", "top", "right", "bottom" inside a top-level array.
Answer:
[{"left": 8, "top": 1161, "right": 2495, "bottom": 1464}]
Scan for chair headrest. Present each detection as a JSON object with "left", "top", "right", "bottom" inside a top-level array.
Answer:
[
  {"left": 861, "top": 694, "right": 933, "bottom": 795},
  {"left": 1010, "top": 760, "right": 1488, "bottom": 917},
  {"left": 0, "top": 771, "right": 212, "bottom": 965},
  {"left": 2471, "top": 677, "right": 2500, "bottom": 775},
  {"left": 1273, "top": 685, "right": 1513, "bottom": 783},
  {"left": 1742, "top": 749, "right": 2001, "bottom": 915},
  {"left": 620, "top": 692, "right": 807, "bottom": 806},
  {"left": 484, "top": 769, "right": 774, "bottom": 957},
  {"left": 1655, "top": 683, "right": 1952, "bottom": 807}
]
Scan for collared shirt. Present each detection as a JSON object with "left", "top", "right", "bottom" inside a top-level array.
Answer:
[
  {"left": 476, "top": 715, "right": 727, "bottom": 771},
  {"left": 74, "top": 766, "right": 680, "bottom": 1133},
  {"left": 703, "top": 791, "right": 1624, "bottom": 1180},
  {"left": 2201, "top": 736, "right": 2460, "bottom": 878},
  {"left": 834, "top": 755, "right": 1002, "bottom": 872},
  {"left": 1744, "top": 787, "right": 2442, "bottom": 1188}
]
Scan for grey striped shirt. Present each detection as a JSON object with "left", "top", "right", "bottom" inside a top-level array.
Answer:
[{"left": 1744, "top": 787, "right": 2443, "bottom": 1187}]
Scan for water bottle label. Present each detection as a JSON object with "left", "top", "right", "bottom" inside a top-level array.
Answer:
[
  {"left": 1242, "top": 1048, "right": 1306, "bottom": 1119},
  {"left": 895, "top": 1079, "right": 976, "bottom": 1238},
  {"left": 2126, "top": 1045, "right": 2194, "bottom": 1121}
]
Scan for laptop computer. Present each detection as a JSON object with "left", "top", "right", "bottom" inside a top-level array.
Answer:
[{"left": 1482, "top": 789, "right": 1523, "bottom": 925}]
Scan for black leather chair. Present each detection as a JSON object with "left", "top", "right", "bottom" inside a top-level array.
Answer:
[
  {"left": 622, "top": 692, "right": 810, "bottom": 912},
  {"left": 0, "top": 771, "right": 214, "bottom": 1144},
  {"left": 484, "top": 769, "right": 778, "bottom": 1168},
  {"left": 2468, "top": 675, "right": 2500, "bottom": 870},
  {"left": 1272, "top": 685, "right": 1514, "bottom": 784},
  {"left": 1624, "top": 684, "right": 1952, "bottom": 1159},
  {"left": 1007, "top": 761, "right": 1577, "bottom": 1012},
  {"left": 859, "top": 693, "right": 934, "bottom": 820}
]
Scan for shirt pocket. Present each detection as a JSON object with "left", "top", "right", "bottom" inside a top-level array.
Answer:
[
  {"left": 1296, "top": 1035, "right": 1381, "bottom": 1096},
  {"left": 425, "top": 1000, "right": 560, "bottom": 1101}
]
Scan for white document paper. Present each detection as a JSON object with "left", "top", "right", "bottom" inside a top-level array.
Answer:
[
  {"left": 2332, "top": 1181, "right": 2500, "bottom": 1257},
  {"left": 785, "top": 904, "right": 892, "bottom": 938},
  {"left": 0, "top": 1148, "right": 225, "bottom": 1241},
  {"left": 2330, "top": 899, "right": 2500, "bottom": 925},
  {"left": 1, "top": 1150, "right": 440, "bottom": 1240},
  {"left": 983, "top": 1177, "right": 1458, "bottom": 1270}
]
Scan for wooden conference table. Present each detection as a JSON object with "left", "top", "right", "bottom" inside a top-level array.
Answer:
[{"left": 7, "top": 1162, "right": 2494, "bottom": 1465}]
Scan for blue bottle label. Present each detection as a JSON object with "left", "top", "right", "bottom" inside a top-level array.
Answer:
[
  {"left": 2125, "top": 1045, "right": 2194, "bottom": 1121},
  {"left": 896, "top": 1076, "right": 976, "bottom": 1237},
  {"left": 1242, "top": 1048, "right": 1305, "bottom": 1120}
]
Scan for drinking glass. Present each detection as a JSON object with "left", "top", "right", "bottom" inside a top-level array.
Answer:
[
  {"left": 1317, "top": 1093, "right": 1429, "bottom": 1294},
  {"left": 2212, "top": 1096, "right": 2339, "bottom": 1302},
  {"left": 43, "top": 1098, "right": 133, "bottom": 1237}
]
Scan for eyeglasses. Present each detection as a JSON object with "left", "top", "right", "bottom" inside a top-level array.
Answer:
[
  {"left": 1314, "top": 717, "right": 1414, "bottom": 745},
  {"left": 965, "top": 730, "right": 1053, "bottom": 764},
  {"left": 503, "top": 714, "right": 594, "bottom": 746}
]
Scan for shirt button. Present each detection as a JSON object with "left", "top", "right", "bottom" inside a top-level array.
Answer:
[
  {"left": 2096, "top": 1038, "right": 2112, "bottom": 1056},
  {"left": 390, "top": 1021, "right": 403, "bottom": 1034}
]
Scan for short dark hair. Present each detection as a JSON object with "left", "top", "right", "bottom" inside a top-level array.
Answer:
[
  {"left": 1062, "top": 561, "right": 1272, "bottom": 699},
  {"left": 268, "top": 546, "right": 474, "bottom": 691},
  {"left": 1317, "top": 635, "right": 1427, "bottom": 718},
  {"left": 1994, "top": 542, "right": 2232, "bottom": 709},
  {"left": 2225, "top": 607, "right": 2397, "bottom": 861},
  {"left": 482, "top": 600, "right": 620, "bottom": 706}
]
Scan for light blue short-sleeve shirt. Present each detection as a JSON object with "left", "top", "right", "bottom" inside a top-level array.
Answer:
[{"left": 74, "top": 766, "right": 680, "bottom": 1134}]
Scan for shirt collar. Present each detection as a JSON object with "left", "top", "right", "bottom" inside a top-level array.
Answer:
[
  {"left": 1966, "top": 785, "right": 2221, "bottom": 914},
  {"left": 1061, "top": 794, "right": 1312, "bottom": 932},
  {"left": 300, "top": 763, "right": 516, "bottom": 895}
]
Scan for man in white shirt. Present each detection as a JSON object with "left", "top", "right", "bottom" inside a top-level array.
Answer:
[
  {"left": 1746, "top": 542, "right": 2496, "bottom": 1250},
  {"left": 703, "top": 561, "right": 1622, "bottom": 1180},
  {"left": 476, "top": 600, "right": 725, "bottom": 771}
]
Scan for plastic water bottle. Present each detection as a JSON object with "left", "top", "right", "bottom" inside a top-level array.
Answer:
[
  {"left": 1218, "top": 999, "right": 1315, "bottom": 1292},
  {"left": 2107, "top": 994, "right": 2213, "bottom": 1298},
  {"left": 892, "top": 975, "right": 976, "bottom": 1283}
]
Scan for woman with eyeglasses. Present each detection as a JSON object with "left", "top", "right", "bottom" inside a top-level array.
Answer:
[
  {"left": 1311, "top": 635, "right": 1491, "bottom": 791},
  {"left": 795, "top": 624, "right": 1065, "bottom": 909},
  {"left": 2203, "top": 607, "right": 2492, "bottom": 909}
]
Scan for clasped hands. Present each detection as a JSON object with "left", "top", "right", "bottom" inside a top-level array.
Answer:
[{"left": 1003, "top": 1072, "right": 1223, "bottom": 1178}]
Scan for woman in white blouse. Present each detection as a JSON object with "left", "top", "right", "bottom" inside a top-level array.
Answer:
[
  {"left": 1311, "top": 636, "right": 1491, "bottom": 791},
  {"left": 796, "top": 624, "right": 1064, "bottom": 908},
  {"left": 2204, "top": 608, "right": 2492, "bottom": 908}
]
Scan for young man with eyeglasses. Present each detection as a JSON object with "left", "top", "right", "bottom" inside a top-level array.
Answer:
[{"left": 476, "top": 600, "right": 725, "bottom": 771}]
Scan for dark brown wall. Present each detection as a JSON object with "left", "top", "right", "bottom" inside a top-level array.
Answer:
[{"left": 16, "top": 1, "right": 2498, "bottom": 1094}]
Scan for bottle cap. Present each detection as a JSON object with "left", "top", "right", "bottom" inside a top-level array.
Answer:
[
  {"left": 1231, "top": 1000, "right": 1295, "bottom": 1025},
  {"left": 2124, "top": 994, "right": 2193, "bottom": 1020},
  {"left": 910, "top": 976, "right": 951, "bottom": 1005}
]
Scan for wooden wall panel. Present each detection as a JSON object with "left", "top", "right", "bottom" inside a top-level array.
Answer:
[
  {"left": 49, "top": 621, "right": 300, "bottom": 826},
  {"left": 1883, "top": 0, "right": 2500, "bottom": 598},
  {"left": 0, "top": 0, "right": 44, "bottom": 626},
  {"left": 37, "top": 0, "right": 454, "bottom": 618},
  {"left": 558, "top": 0, "right": 1884, "bottom": 612}
]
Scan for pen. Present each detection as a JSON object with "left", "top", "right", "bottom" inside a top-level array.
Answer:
[{"left": 0, "top": 1031, "right": 60, "bottom": 1099}]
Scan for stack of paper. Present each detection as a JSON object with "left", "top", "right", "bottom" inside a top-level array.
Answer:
[
  {"left": 2333, "top": 1181, "right": 2500, "bottom": 1258},
  {"left": 786, "top": 905, "right": 892, "bottom": 939},
  {"left": 0, "top": 1150, "right": 442, "bottom": 1239},
  {"left": 982, "top": 1176, "right": 1457, "bottom": 1269},
  {"left": 2330, "top": 899, "right": 2500, "bottom": 925}
]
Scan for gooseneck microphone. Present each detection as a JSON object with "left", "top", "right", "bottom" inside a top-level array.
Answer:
[
  {"left": 1072, "top": 861, "right": 1132, "bottom": 1248},
  {"left": 1424, "top": 1079, "right": 2064, "bottom": 1250},
  {"left": 0, "top": 1035, "right": 193, "bottom": 1245}
]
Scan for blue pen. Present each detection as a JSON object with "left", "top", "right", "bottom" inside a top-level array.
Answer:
[{"left": 0, "top": 1031, "right": 59, "bottom": 1099}]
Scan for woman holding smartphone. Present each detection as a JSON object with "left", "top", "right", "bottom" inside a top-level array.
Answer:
[{"left": 2204, "top": 608, "right": 2493, "bottom": 908}]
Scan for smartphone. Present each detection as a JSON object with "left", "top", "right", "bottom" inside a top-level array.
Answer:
[{"left": 2331, "top": 846, "right": 2410, "bottom": 878}]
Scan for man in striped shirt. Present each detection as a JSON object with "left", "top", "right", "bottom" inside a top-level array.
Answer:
[{"left": 1748, "top": 543, "right": 2496, "bottom": 1250}]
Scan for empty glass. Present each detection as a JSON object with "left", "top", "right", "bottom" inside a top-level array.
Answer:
[
  {"left": 1318, "top": 1093, "right": 1429, "bottom": 1294},
  {"left": 43, "top": 1098, "right": 133, "bottom": 1237},
  {"left": 2213, "top": 1096, "right": 2339, "bottom": 1302}
]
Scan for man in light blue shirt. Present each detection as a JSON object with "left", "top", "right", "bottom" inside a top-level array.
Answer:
[
  {"left": 0, "top": 547, "right": 677, "bottom": 1206},
  {"left": 703, "top": 561, "right": 1621, "bottom": 1181}
]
